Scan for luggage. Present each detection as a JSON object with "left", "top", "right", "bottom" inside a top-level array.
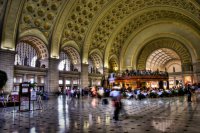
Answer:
[{"left": 102, "top": 98, "right": 109, "bottom": 105}]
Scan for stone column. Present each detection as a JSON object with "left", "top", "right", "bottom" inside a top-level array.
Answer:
[
  {"left": 193, "top": 62, "right": 200, "bottom": 83},
  {"left": 80, "top": 63, "right": 89, "bottom": 89},
  {"left": 103, "top": 67, "right": 109, "bottom": 88},
  {"left": 46, "top": 58, "right": 59, "bottom": 94},
  {"left": 0, "top": 49, "right": 15, "bottom": 92}
]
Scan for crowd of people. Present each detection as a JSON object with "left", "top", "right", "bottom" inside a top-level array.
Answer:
[{"left": 120, "top": 69, "right": 168, "bottom": 77}]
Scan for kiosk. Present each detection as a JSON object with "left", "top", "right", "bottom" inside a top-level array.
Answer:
[{"left": 19, "top": 82, "right": 31, "bottom": 111}]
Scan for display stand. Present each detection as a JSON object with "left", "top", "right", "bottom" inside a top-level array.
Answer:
[
  {"left": 19, "top": 82, "right": 31, "bottom": 112},
  {"left": 11, "top": 91, "right": 19, "bottom": 112}
]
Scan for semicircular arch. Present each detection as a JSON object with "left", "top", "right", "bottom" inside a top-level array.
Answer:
[
  {"left": 18, "top": 36, "right": 49, "bottom": 59},
  {"left": 137, "top": 38, "right": 192, "bottom": 70}
]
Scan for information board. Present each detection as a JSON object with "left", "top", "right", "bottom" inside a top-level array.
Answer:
[
  {"left": 31, "top": 91, "right": 37, "bottom": 101},
  {"left": 19, "top": 82, "right": 31, "bottom": 111},
  {"left": 11, "top": 91, "right": 19, "bottom": 102}
]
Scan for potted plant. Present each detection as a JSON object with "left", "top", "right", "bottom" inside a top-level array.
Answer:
[{"left": 0, "top": 70, "right": 8, "bottom": 89}]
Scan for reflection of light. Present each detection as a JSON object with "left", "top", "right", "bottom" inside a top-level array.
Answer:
[
  {"left": 97, "top": 116, "right": 101, "bottom": 124},
  {"left": 152, "top": 118, "right": 173, "bottom": 132},
  {"left": 74, "top": 122, "right": 78, "bottom": 128},
  {"left": 84, "top": 121, "right": 89, "bottom": 129},
  {"left": 30, "top": 127, "right": 36, "bottom": 133},
  {"left": 105, "top": 114, "right": 110, "bottom": 124},
  {"left": 89, "top": 114, "right": 93, "bottom": 126},
  {"left": 91, "top": 98, "right": 97, "bottom": 108},
  {"left": 58, "top": 97, "right": 69, "bottom": 131}
]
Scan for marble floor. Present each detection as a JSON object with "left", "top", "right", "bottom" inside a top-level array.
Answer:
[{"left": 0, "top": 95, "right": 200, "bottom": 133}]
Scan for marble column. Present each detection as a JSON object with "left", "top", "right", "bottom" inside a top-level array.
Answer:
[
  {"left": 193, "top": 62, "right": 200, "bottom": 83},
  {"left": 80, "top": 63, "right": 89, "bottom": 89},
  {"left": 103, "top": 67, "right": 109, "bottom": 88},
  {"left": 46, "top": 58, "right": 59, "bottom": 94},
  {"left": 0, "top": 49, "right": 15, "bottom": 92}
]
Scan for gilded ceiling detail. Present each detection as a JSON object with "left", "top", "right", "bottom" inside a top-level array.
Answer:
[
  {"left": 89, "top": 0, "right": 200, "bottom": 58},
  {"left": 137, "top": 38, "right": 192, "bottom": 70},
  {"left": 19, "top": 0, "right": 65, "bottom": 38},
  {"left": 61, "top": 0, "right": 111, "bottom": 48},
  {"left": 110, "top": 10, "right": 200, "bottom": 57},
  {"left": 7, "top": 0, "right": 200, "bottom": 67}
]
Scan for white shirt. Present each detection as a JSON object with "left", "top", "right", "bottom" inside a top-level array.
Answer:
[{"left": 110, "top": 90, "right": 120, "bottom": 97}]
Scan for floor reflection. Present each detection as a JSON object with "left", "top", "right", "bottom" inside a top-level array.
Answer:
[{"left": 0, "top": 95, "right": 199, "bottom": 133}]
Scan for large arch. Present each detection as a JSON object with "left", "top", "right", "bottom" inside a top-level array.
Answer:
[
  {"left": 19, "top": 28, "right": 48, "bottom": 45},
  {"left": 19, "top": 36, "right": 49, "bottom": 60},
  {"left": 121, "top": 22, "right": 200, "bottom": 70},
  {"left": 136, "top": 38, "right": 192, "bottom": 70},
  {"left": 82, "top": 0, "right": 200, "bottom": 68},
  {"left": 104, "top": 8, "right": 200, "bottom": 68},
  {"left": 1, "top": 0, "right": 24, "bottom": 50},
  {"left": 50, "top": 0, "right": 76, "bottom": 58}
]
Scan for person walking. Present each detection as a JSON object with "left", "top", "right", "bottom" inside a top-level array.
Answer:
[
  {"left": 187, "top": 84, "right": 192, "bottom": 102},
  {"left": 110, "top": 86, "right": 121, "bottom": 121}
]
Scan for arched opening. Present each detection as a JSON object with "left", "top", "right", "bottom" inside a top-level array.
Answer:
[
  {"left": 137, "top": 38, "right": 193, "bottom": 86},
  {"left": 15, "top": 42, "right": 38, "bottom": 67},
  {"left": 146, "top": 48, "right": 181, "bottom": 72},
  {"left": 88, "top": 54, "right": 103, "bottom": 74},
  {"left": 146, "top": 48, "right": 183, "bottom": 88},
  {"left": 58, "top": 52, "right": 71, "bottom": 71},
  {"left": 15, "top": 36, "right": 49, "bottom": 68},
  {"left": 109, "top": 57, "right": 119, "bottom": 73},
  {"left": 60, "top": 46, "right": 81, "bottom": 72}
]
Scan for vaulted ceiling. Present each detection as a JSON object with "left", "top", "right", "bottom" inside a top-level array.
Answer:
[{"left": 1, "top": 0, "right": 200, "bottom": 70}]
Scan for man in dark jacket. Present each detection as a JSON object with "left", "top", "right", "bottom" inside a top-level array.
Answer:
[{"left": 187, "top": 84, "right": 192, "bottom": 102}]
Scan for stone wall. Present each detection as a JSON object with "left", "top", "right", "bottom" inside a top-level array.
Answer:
[{"left": 0, "top": 49, "right": 15, "bottom": 92}]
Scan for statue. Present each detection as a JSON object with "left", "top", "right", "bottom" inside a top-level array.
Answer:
[
  {"left": 70, "top": 63, "right": 74, "bottom": 71},
  {"left": 35, "top": 58, "right": 41, "bottom": 67},
  {"left": 24, "top": 56, "right": 28, "bottom": 66}
]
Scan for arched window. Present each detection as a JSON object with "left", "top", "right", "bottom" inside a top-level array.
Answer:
[
  {"left": 58, "top": 52, "right": 71, "bottom": 71},
  {"left": 15, "top": 42, "right": 38, "bottom": 67}
]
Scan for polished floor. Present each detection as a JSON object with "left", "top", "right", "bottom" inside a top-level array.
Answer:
[{"left": 0, "top": 95, "right": 200, "bottom": 133}]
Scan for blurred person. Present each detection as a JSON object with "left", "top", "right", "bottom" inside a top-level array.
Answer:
[{"left": 110, "top": 86, "right": 121, "bottom": 121}]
